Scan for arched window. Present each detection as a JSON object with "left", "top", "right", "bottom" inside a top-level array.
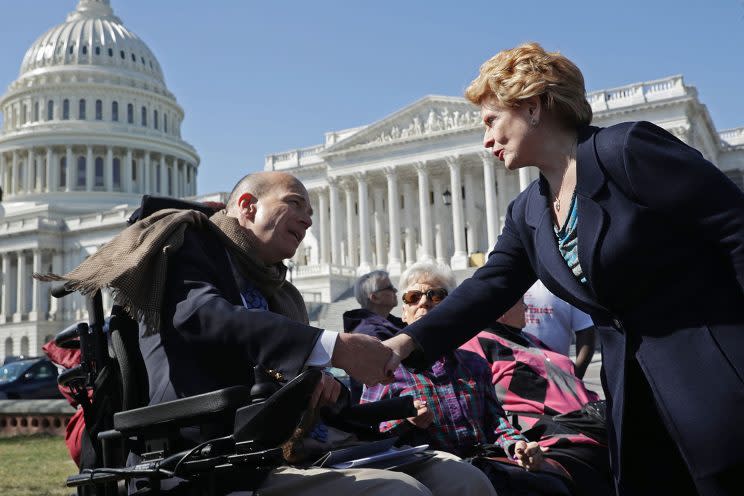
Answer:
[
  {"left": 77, "top": 156, "right": 86, "bottom": 188},
  {"left": 113, "top": 158, "right": 121, "bottom": 189},
  {"left": 131, "top": 159, "right": 137, "bottom": 181},
  {"left": 94, "top": 157, "right": 104, "bottom": 187},
  {"left": 164, "top": 114, "right": 168, "bottom": 133},
  {"left": 79, "top": 99, "right": 86, "bottom": 120},
  {"left": 47, "top": 100, "right": 54, "bottom": 120},
  {"left": 82, "top": 45, "right": 88, "bottom": 55},
  {"left": 120, "top": 50, "right": 125, "bottom": 59},
  {"left": 108, "top": 48, "right": 113, "bottom": 57},
  {"left": 20, "top": 336, "right": 29, "bottom": 356},
  {"left": 153, "top": 110, "right": 159, "bottom": 130},
  {"left": 21, "top": 104, "right": 27, "bottom": 124},
  {"left": 34, "top": 101, "right": 39, "bottom": 121},
  {"left": 62, "top": 99, "right": 70, "bottom": 120},
  {"left": 127, "top": 103, "right": 133, "bottom": 124},
  {"left": 167, "top": 166, "right": 173, "bottom": 195},
  {"left": 111, "top": 101, "right": 119, "bottom": 122},
  {"left": 95, "top": 99, "right": 103, "bottom": 120},
  {"left": 95, "top": 46, "right": 100, "bottom": 56},
  {"left": 156, "top": 163, "right": 161, "bottom": 192},
  {"left": 131, "top": 53, "right": 136, "bottom": 62},
  {"left": 141, "top": 106, "right": 147, "bottom": 127},
  {"left": 59, "top": 156, "right": 67, "bottom": 188},
  {"left": 4, "top": 337, "right": 13, "bottom": 358}
]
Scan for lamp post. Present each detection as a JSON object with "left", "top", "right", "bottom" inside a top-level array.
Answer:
[{"left": 442, "top": 189, "right": 452, "bottom": 207}]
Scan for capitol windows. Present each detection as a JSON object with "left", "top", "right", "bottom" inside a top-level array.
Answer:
[
  {"left": 127, "top": 103, "right": 134, "bottom": 124},
  {"left": 95, "top": 157, "right": 104, "bottom": 188},
  {"left": 69, "top": 44, "right": 75, "bottom": 55},
  {"left": 59, "top": 157, "right": 67, "bottom": 189},
  {"left": 34, "top": 101, "right": 39, "bottom": 121},
  {"left": 141, "top": 106, "right": 147, "bottom": 127},
  {"left": 77, "top": 156, "right": 86, "bottom": 189},
  {"left": 156, "top": 163, "right": 161, "bottom": 192},
  {"left": 63, "top": 99, "right": 70, "bottom": 120},
  {"left": 108, "top": 48, "right": 113, "bottom": 57},
  {"left": 164, "top": 114, "right": 168, "bottom": 133},
  {"left": 79, "top": 99, "right": 86, "bottom": 120},
  {"left": 95, "top": 100, "right": 103, "bottom": 120},
  {"left": 21, "top": 104, "right": 27, "bottom": 125},
  {"left": 113, "top": 158, "right": 121, "bottom": 189},
  {"left": 167, "top": 166, "right": 173, "bottom": 195},
  {"left": 112, "top": 101, "right": 119, "bottom": 121},
  {"left": 47, "top": 100, "right": 54, "bottom": 120},
  {"left": 154, "top": 110, "right": 159, "bottom": 130},
  {"left": 82, "top": 45, "right": 88, "bottom": 55},
  {"left": 95, "top": 46, "right": 101, "bottom": 56},
  {"left": 131, "top": 160, "right": 137, "bottom": 181},
  {"left": 4, "top": 338, "right": 12, "bottom": 358},
  {"left": 131, "top": 53, "right": 136, "bottom": 63},
  {"left": 120, "top": 50, "right": 125, "bottom": 60}
]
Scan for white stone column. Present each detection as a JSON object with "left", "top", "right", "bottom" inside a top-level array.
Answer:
[
  {"left": 14, "top": 251, "right": 27, "bottom": 321},
  {"left": 65, "top": 146, "right": 73, "bottom": 192},
  {"left": 46, "top": 148, "right": 54, "bottom": 192},
  {"left": 328, "top": 178, "right": 341, "bottom": 265},
  {"left": 356, "top": 173, "right": 372, "bottom": 274},
  {"left": 143, "top": 151, "right": 151, "bottom": 194},
  {"left": 481, "top": 152, "right": 500, "bottom": 249},
  {"left": 384, "top": 167, "right": 402, "bottom": 276},
  {"left": 317, "top": 188, "right": 330, "bottom": 265},
  {"left": 124, "top": 148, "right": 133, "bottom": 193},
  {"left": 160, "top": 156, "right": 169, "bottom": 195},
  {"left": 496, "top": 167, "right": 509, "bottom": 233},
  {"left": 30, "top": 249, "right": 42, "bottom": 321},
  {"left": 464, "top": 168, "right": 480, "bottom": 254},
  {"left": 432, "top": 175, "right": 447, "bottom": 265},
  {"left": 11, "top": 150, "right": 19, "bottom": 195},
  {"left": 26, "top": 148, "right": 35, "bottom": 192},
  {"left": 447, "top": 157, "right": 468, "bottom": 269},
  {"left": 402, "top": 180, "right": 416, "bottom": 268},
  {"left": 344, "top": 183, "right": 357, "bottom": 267},
  {"left": 86, "top": 146, "right": 94, "bottom": 191},
  {"left": 0, "top": 253, "right": 10, "bottom": 322},
  {"left": 373, "top": 186, "right": 386, "bottom": 269},
  {"left": 105, "top": 146, "right": 113, "bottom": 191},
  {"left": 519, "top": 168, "right": 531, "bottom": 192},
  {"left": 49, "top": 251, "right": 63, "bottom": 320},
  {"left": 415, "top": 162, "right": 434, "bottom": 263}
]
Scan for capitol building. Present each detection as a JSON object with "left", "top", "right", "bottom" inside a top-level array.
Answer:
[{"left": 1, "top": 1, "right": 744, "bottom": 357}]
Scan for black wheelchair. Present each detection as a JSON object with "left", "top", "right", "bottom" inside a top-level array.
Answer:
[{"left": 51, "top": 196, "right": 419, "bottom": 495}]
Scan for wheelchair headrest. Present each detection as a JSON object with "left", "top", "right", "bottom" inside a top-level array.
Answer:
[{"left": 128, "top": 195, "right": 221, "bottom": 224}]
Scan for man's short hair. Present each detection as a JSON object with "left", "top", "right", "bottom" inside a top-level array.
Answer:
[
  {"left": 354, "top": 270, "right": 391, "bottom": 309},
  {"left": 226, "top": 172, "right": 280, "bottom": 213}
]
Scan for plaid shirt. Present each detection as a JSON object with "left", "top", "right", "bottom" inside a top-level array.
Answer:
[{"left": 362, "top": 349, "right": 526, "bottom": 457}]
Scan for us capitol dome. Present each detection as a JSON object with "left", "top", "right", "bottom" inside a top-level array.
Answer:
[{"left": 0, "top": 0, "right": 201, "bottom": 358}]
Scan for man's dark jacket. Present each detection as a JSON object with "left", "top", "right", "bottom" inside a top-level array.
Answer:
[
  {"left": 342, "top": 308, "right": 405, "bottom": 340},
  {"left": 140, "top": 226, "right": 323, "bottom": 425},
  {"left": 401, "top": 121, "right": 744, "bottom": 495}
]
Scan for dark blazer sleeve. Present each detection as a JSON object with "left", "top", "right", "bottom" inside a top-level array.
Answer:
[
  {"left": 617, "top": 121, "right": 744, "bottom": 291},
  {"left": 163, "top": 228, "right": 323, "bottom": 380},
  {"left": 402, "top": 200, "right": 537, "bottom": 369}
]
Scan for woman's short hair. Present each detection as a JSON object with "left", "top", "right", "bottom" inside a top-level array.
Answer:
[
  {"left": 354, "top": 270, "right": 391, "bottom": 308},
  {"left": 399, "top": 262, "right": 457, "bottom": 294},
  {"left": 465, "top": 42, "right": 592, "bottom": 128}
]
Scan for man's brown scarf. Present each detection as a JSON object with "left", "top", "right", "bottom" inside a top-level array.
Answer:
[{"left": 34, "top": 208, "right": 308, "bottom": 335}]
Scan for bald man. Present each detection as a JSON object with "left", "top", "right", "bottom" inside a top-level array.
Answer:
[{"left": 139, "top": 171, "right": 494, "bottom": 496}]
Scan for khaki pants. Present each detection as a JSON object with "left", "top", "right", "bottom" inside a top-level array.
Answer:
[{"left": 256, "top": 450, "right": 496, "bottom": 496}]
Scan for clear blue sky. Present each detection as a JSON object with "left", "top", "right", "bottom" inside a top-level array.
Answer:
[{"left": 1, "top": 0, "right": 742, "bottom": 194}]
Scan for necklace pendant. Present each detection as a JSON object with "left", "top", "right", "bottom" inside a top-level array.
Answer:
[{"left": 555, "top": 197, "right": 561, "bottom": 212}]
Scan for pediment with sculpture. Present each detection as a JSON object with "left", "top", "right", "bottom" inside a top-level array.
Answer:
[{"left": 322, "top": 96, "right": 481, "bottom": 155}]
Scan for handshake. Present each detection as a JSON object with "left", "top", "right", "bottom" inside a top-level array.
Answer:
[{"left": 331, "top": 332, "right": 417, "bottom": 386}]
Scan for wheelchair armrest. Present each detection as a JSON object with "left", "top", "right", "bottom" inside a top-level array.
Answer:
[{"left": 114, "top": 385, "right": 252, "bottom": 434}]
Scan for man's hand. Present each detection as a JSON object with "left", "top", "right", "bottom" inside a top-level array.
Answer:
[
  {"left": 406, "top": 399, "right": 434, "bottom": 429},
  {"left": 309, "top": 371, "right": 341, "bottom": 409},
  {"left": 513, "top": 440, "right": 548, "bottom": 471},
  {"left": 382, "top": 333, "right": 416, "bottom": 376},
  {"left": 332, "top": 332, "right": 392, "bottom": 386}
]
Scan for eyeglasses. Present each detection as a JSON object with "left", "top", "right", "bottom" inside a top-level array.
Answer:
[
  {"left": 402, "top": 288, "right": 448, "bottom": 305},
  {"left": 373, "top": 285, "right": 397, "bottom": 294}
]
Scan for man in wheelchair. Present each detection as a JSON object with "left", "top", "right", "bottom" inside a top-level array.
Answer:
[{"left": 44, "top": 171, "right": 494, "bottom": 495}]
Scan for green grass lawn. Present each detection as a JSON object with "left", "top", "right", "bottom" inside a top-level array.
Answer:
[{"left": 0, "top": 435, "right": 76, "bottom": 496}]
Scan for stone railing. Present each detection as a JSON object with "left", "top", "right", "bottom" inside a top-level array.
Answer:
[
  {"left": 265, "top": 143, "right": 326, "bottom": 171},
  {"left": 0, "top": 399, "right": 75, "bottom": 437},
  {"left": 292, "top": 264, "right": 357, "bottom": 279},
  {"left": 588, "top": 75, "right": 688, "bottom": 113},
  {"left": 720, "top": 127, "right": 744, "bottom": 147}
]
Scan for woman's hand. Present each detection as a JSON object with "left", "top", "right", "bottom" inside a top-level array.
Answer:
[
  {"left": 513, "top": 440, "right": 548, "bottom": 471},
  {"left": 406, "top": 399, "right": 434, "bottom": 429}
]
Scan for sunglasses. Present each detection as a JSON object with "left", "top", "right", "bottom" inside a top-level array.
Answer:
[{"left": 402, "top": 288, "right": 448, "bottom": 305}]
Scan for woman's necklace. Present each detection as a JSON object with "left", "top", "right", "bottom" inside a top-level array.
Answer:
[{"left": 553, "top": 143, "right": 577, "bottom": 212}]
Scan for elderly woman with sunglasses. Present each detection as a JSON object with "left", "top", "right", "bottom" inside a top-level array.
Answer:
[{"left": 361, "top": 262, "right": 546, "bottom": 473}]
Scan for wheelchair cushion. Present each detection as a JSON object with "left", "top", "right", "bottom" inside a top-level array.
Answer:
[{"left": 114, "top": 385, "right": 252, "bottom": 434}]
